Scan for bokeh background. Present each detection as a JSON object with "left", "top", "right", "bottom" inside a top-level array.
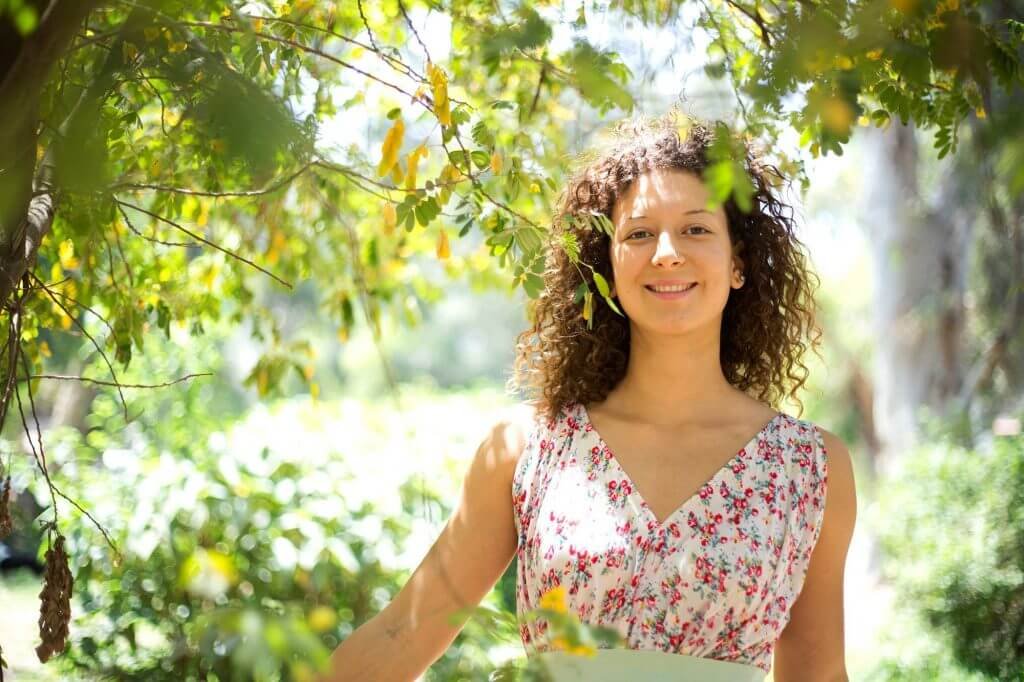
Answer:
[{"left": 1, "top": 1, "right": 1021, "bottom": 681}]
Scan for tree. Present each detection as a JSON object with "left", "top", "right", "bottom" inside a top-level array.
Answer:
[{"left": 0, "top": 0, "right": 1020, "bottom": 674}]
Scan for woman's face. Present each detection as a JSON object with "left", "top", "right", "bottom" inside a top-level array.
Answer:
[{"left": 608, "top": 167, "right": 744, "bottom": 337}]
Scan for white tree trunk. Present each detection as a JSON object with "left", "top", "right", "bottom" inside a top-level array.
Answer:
[{"left": 860, "top": 121, "right": 974, "bottom": 474}]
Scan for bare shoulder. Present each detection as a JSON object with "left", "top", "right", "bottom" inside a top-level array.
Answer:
[{"left": 483, "top": 401, "right": 541, "bottom": 475}]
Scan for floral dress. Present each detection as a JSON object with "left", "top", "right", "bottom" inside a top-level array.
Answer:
[{"left": 512, "top": 401, "right": 829, "bottom": 675}]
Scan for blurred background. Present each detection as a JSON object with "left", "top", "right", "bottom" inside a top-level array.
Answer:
[{"left": 1, "top": 1, "right": 1021, "bottom": 681}]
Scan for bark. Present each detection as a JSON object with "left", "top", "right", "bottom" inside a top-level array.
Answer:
[{"left": 0, "top": 1, "right": 100, "bottom": 308}]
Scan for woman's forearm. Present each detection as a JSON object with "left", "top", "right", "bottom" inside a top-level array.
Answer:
[{"left": 317, "top": 608, "right": 423, "bottom": 682}]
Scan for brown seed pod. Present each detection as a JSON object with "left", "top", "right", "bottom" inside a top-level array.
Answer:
[
  {"left": 35, "top": 532, "right": 73, "bottom": 663},
  {"left": 0, "top": 474, "right": 12, "bottom": 540}
]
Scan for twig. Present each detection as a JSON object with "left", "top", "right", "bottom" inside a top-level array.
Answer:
[
  {"left": 397, "top": 0, "right": 432, "bottom": 66},
  {"left": 21, "top": 373, "right": 212, "bottom": 389},
  {"left": 109, "top": 158, "right": 316, "bottom": 197},
  {"left": 114, "top": 198, "right": 293, "bottom": 289},
  {"left": 243, "top": 13, "right": 425, "bottom": 84},
  {"left": 175, "top": 20, "right": 429, "bottom": 112},
  {"left": 31, "top": 274, "right": 117, "bottom": 338},
  {"left": 116, "top": 201, "right": 192, "bottom": 247},
  {"left": 29, "top": 274, "right": 130, "bottom": 421}
]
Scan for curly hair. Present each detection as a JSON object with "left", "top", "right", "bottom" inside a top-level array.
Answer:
[{"left": 507, "top": 110, "right": 824, "bottom": 425}]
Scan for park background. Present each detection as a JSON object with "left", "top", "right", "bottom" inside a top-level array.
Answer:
[{"left": 0, "top": 0, "right": 1021, "bottom": 680}]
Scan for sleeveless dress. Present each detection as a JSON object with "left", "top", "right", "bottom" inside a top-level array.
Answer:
[{"left": 512, "top": 401, "right": 829, "bottom": 679}]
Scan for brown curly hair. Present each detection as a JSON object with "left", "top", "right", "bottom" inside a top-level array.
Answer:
[{"left": 507, "top": 110, "right": 824, "bottom": 425}]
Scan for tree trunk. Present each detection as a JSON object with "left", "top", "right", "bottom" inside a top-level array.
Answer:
[
  {"left": 0, "top": 2, "right": 100, "bottom": 308},
  {"left": 861, "top": 121, "right": 975, "bottom": 473}
]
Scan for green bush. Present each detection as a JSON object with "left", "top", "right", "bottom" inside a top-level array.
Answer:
[
  {"left": 868, "top": 420, "right": 1024, "bottom": 681},
  {"left": 30, "top": 334, "right": 527, "bottom": 680}
]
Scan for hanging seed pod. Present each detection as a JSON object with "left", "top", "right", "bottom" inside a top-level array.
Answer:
[
  {"left": 35, "top": 532, "right": 73, "bottom": 663},
  {"left": 0, "top": 473, "right": 13, "bottom": 540}
]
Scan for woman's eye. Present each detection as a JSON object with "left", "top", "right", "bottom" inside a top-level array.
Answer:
[{"left": 627, "top": 226, "right": 707, "bottom": 239}]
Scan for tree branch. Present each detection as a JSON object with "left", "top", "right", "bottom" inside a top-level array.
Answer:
[{"left": 114, "top": 199, "right": 293, "bottom": 289}]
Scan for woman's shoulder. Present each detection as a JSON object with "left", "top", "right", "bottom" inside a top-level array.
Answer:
[{"left": 481, "top": 401, "right": 545, "bottom": 473}]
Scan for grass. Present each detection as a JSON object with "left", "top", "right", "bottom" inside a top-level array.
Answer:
[{"left": 0, "top": 569, "right": 76, "bottom": 681}]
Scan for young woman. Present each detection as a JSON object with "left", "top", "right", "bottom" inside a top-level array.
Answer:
[{"left": 322, "top": 113, "right": 857, "bottom": 681}]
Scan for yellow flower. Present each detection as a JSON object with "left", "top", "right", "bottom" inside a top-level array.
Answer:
[{"left": 539, "top": 585, "right": 568, "bottom": 614}]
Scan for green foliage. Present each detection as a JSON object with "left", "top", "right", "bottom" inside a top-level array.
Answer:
[
  {"left": 870, "top": 424, "right": 1024, "bottom": 680},
  {"left": 40, "top": 347, "right": 530, "bottom": 680}
]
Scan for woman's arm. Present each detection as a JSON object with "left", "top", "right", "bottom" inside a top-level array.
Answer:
[
  {"left": 316, "top": 414, "right": 530, "bottom": 681},
  {"left": 772, "top": 428, "right": 858, "bottom": 682}
]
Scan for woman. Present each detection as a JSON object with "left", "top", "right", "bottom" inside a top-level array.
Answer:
[{"left": 322, "top": 112, "right": 857, "bottom": 681}]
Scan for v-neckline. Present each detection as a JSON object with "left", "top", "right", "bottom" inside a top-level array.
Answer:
[{"left": 578, "top": 403, "right": 785, "bottom": 530}]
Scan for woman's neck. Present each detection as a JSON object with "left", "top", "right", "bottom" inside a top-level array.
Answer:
[{"left": 603, "top": 326, "right": 740, "bottom": 427}]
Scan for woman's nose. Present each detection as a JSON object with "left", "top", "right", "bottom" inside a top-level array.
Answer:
[{"left": 652, "top": 232, "right": 684, "bottom": 266}]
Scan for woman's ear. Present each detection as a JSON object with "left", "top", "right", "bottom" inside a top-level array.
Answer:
[{"left": 731, "top": 241, "right": 746, "bottom": 288}]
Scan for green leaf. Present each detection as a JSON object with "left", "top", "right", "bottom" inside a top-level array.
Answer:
[
  {"left": 603, "top": 295, "right": 623, "bottom": 317},
  {"left": 13, "top": 5, "right": 38, "bottom": 35},
  {"left": 470, "top": 150, "right": 491, "bottom": 169},
  {"left": 523, "top": 273, "right": 544, "bottom": 299},
  {"left": 573, "top": 282, "right": 588, "bottom": 305},
  {"left": 592, "top": 271, "right": 610, "bottom": 298}
]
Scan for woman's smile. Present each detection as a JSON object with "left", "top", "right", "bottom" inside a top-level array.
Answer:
[{"left": 644, "top": 282, "right": 699, "bottom": 300}]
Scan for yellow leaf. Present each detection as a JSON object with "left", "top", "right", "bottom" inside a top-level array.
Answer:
[
  {"left": 158, "top": 266, "right": 172, "bottom": 282},
  {"left": 39, "top": 341, "right": 52, "bottom": 358},
  {"left": 58, "top": 239, "right": 79, "bottom": 270},
  {"left": 888, "top": 0, "right": 917, "bottom": 13},
  {"left": 427, "top": 62, "right": 451, "bottom": 126},
  {"left": 976, "top": 106, "right": 986, "bottom": 119},
  {"left": 337, "top": 326, "right": 349, "bottom": 342},
  {"left": 490, "top": 151, "right": 503, "bottom": 175},
  {"left": 382, "top": 202, "right": 397, "bottom": 234},
  {"left": 253, "top": 17, "right": 264, "bottom": 32},
  {"left": 303, "top": 364, "right": 314, "bottom": 380},
  {"left": 436, "top": 229, "right": 450, "bottom": 260},
  {"left": 866, "top": 48, "right": 883, "bottom": 61},
  {"left": 149, "top": 157, "right": 162, "bottom": 177},
  {"left": 582, "top": 292, "right": 593, "bottom": 321},
  {"left": 529, "top": 182, "right": 541, "bottom": 194},
  {"left": 168, "top": 41, "right": 187, "bottom": 53},
  {"left": 821, "top": 97, "right": 854, "bottom": 135},
  {"left": 203, "top": 264, "right": 219, "bottom": 288},
  {"left": 833, "top": 54, "right": 854, "bottom": 70},
  {"left": 405, "top": 145, "right": 428, "bottom": 190},
  {"left": 257, "top": 367, "right": 269, "bottom": 396},
  {"left": 377, "top": 117, "right": 405, "bottom": 177},
  {"left": 122, "top": 42, "right": 139, "bottom": 62},
  {"left": 390, "top": 159, "right": 404, "bottom": 185},
  {"left": 143, "top": 27, "right": 161, "bottom": 42},
  {"left": 310, "top": 381, "right": 320, "bottom": 400}
]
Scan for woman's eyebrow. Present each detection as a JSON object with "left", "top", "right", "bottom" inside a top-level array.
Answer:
[{"left": 627, "top": 208, "right": 713, "bottom": 220}]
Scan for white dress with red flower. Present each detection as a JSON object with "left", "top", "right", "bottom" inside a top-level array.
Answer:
[{"left": 512, "top": 401, "right": 829, "bottom": 675}]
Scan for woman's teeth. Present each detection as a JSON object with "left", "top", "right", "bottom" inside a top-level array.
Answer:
[{"left": 647, "top": 283, "right": 695, "bottom": 293}]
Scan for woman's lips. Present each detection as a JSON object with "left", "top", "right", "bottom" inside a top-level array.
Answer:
[{"left": 644, "top": 283, "right": 698, "bottom": 300}]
